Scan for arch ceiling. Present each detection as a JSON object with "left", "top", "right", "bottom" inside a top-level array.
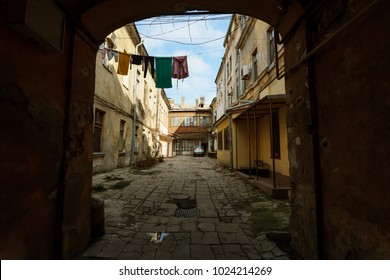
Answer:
[{"left": 56, "top": 0, "right": 304, "bottom": 42}]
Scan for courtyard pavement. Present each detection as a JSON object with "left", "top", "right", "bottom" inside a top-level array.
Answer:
[{"left": 81, "top": 155, "right": 291, "bottom": 260}]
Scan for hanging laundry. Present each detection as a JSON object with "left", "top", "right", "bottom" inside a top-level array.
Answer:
[
  {"left": 131, "top": 54, "right": 143, "bottom": 65},
  {"left": 172, "top": 56, "right": 189, "bottom": 79},
  {"left": 155, "top": 57, "right": 172, "bottom": 88},
  {"left": 144, "top": 56, "right": 155, "bottom": 78},
  {"left": 101, "top": 48, "right": 108, "bottom": 65},
  {"left": 107, "top": 49, "right": 119, "bottom": 62},
  {"left": 117, "top": 52, "right": 131, "bottom": 75}
]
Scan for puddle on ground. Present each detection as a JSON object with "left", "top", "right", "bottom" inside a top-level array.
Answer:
[
  {"left": 167, "top": 198, "right": 197, "bottom": 209},
  {"left": 112, "top": 180, "right": 133, "bottom": 189}
]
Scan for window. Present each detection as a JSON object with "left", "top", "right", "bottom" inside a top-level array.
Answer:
[
  {"left": 270, "top": 110, "right": 281, "bottom": 159},
  {"left": 183, "top": 116, "right": 196, "bottom": 126},
  {"left": 252, "top": 49, "right": 258, "bottom": 81},
  {"left": 227, "top": 56, "right": 232, "bottom": 77},
  {"left": 171, "top": 117, "right": 181, "bottom": 126},
  {"left": 119, "top": 120, "right": 126, "bottom": 152},
  {"left": 217, "top": 131, "right": 223, "bottom": 151},
  {"left": 268, "top": 29, "right": 275, "bottom": 66},
  {"left": 94, "top": 110, "right": 105, "bottom": 153},
  {"left": 199, "top": 116, "right": 209, "bottom": 126},
  {"left": 224, "top": 127, "right": 230, "bottom": 150},
  {"left": 236, "top": 77, "right": 241, "bottom": 98}
]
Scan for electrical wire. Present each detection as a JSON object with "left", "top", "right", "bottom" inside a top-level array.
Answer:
[{"left": 137, "top": 16, "right": 251, "bottom": 46}]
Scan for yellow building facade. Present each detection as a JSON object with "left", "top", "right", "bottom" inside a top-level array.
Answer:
[{"left": 214, "top": 15, "right": 289, "bottom": 190}]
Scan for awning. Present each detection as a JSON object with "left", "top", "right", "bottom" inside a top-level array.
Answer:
[
  {"left": 233, "top": 94, "right": 286, "bottom": 120},
  {"left": 159, "top": 133, "right": 176, "bottom": 141}
]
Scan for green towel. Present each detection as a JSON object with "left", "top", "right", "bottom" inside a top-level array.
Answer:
[{"left": 155, "top": 57, "right": 172, "bottom": 88}]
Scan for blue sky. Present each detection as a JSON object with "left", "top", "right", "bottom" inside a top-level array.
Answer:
[{"left": 135, "top": 15, "right": 231, "bottom": 107}]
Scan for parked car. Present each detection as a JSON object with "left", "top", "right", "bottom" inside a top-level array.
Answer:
[{"left": 193, "top": 145, "right": 205, "bottom": 157}]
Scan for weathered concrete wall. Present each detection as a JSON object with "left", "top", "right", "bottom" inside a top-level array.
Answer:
[
  {"left": 284, "top": 24, "right": 318, "bottom": 259},
  {"left": 0, "top": 3, "right": 94, "bottom": 258},
  {"left": 313, "top": 0, "right": 390, "bottom": 259},
  {"left": 0, "top": 4, "right": 67, "bottom": 258},
  {"left": 286, "top": 0, "right": 390, "bottom": 259},
  {"left": 61, "top": 32, "right": 95, "bottom": 259}
]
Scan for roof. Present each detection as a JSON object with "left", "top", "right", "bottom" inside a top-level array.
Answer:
[{"left": 233, "top": 94, "right": 286, "bottom": 120}]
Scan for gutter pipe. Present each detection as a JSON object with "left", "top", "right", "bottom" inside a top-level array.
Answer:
[{"left": 131, "top": 40, "right": 143, "bottom": 164}]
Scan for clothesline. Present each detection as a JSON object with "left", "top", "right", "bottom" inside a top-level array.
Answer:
[{"left": 99, "top": 46, "right": 189, "bottom": 89}]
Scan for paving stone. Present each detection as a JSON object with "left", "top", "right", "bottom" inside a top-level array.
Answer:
[
  {"left": 123, "top": 243, "right": 143, "bottom": 253},
  {"left": 82, "top": 239, "right": 109, "bottom": 257},
  {"left": 200, "top": 209, "right": 218, "bottom": 218},
  {"left": 215, "top": 223, "right": 240, "bottom": 232},
  {"left": 172, "top": 233, "right": 191, "bottom": 244},
  {"left": 191, "top": 245, "right": 215, "bottom": 260},
  {"left": 139, "top": 223, "right": 166, "bottom": 233},
  {"left": 87, "top": 157, "right": 292, "bottom": 260},
  {"left": 117, "top": 252, "right": 140, "bottom": 260},
  {"left": 222, "top": 244, "right": 247, "bottom": 260},
  {"left": 262, "top": 251, "right": 275, "bottom": 259},
  {"left": 173, "top": 244, "right": 190, "bottom": 259},
  {"left": 96, "top": 240, "right": 127, "bottom": 259},
  {"left": 260, "top": 240, "right": 276, "bottom": 252},
  {"left": 181, "top": 221, "right": 198, "bottom": 232},
  {"left": 198, "top": 222, "right": 215, "bottom": 232},
  {"left": 272, "top": 246, "right": 288, "bottom": 256},
  {"left": 166, "top": 224, "right": 180, "bottom": 232}
]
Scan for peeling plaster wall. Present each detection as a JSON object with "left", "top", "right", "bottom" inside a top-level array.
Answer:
[
  {"left": 0, "top": 5, "right": 68, "bottom": 258},
  {"left": 284, "top": 26, "right": 318, "bottom": 259},
  {"left": 286, "top": 0, "right": 390, "bottom": 259},
  {"left": 61, "top": 32, "right": 95, "bottom": 259},
  {"left": 313, "top": 0, "right": 390, "bottom": 259}
]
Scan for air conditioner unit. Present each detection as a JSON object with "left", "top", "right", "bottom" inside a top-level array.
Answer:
[{"left": 241, "top": 64, "right": 251, "bottom": 80}]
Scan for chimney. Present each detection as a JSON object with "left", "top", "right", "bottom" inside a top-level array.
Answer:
[
  {"left": 196, "top": 98, "right": 199, "bottom": 108},
  {"left": 181, "top": 96, "right": 185, "bottom": 108},
  {"left": 199, "top": 96, "right": 205, "bottom": 108}
]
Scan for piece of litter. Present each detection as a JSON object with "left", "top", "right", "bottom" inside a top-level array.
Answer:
[{"left": 146, "top": 232, "right": 169, "bottom": 243}]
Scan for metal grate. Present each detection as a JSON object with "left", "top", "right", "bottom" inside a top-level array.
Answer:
[{"left": 175, "top": 208, "right": 199, "bottom": 218}]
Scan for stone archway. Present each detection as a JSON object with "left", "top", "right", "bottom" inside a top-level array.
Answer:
[{"left": 1, "top": 0, "right": 389, "bottom": 260}]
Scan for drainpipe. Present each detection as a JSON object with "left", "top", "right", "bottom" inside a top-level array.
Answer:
[
  {"left": 247, "top": 111, "right": 252, "bottom": 178},
  {"left": 131, "top": 40, "right": 143, "bottom": 164},
  {"left": 254, "top": 107, "right": 259, "bottom": 180},
  {"left": 269, "top": 99, "right": 276, "bottom": 189},
  {"left": 223, "top": 112, "right": 233, "bottom": 172}
]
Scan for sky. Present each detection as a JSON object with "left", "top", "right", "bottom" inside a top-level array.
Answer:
[{"left": 135, "top": 14, "right": 232, "bottom": 107}]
